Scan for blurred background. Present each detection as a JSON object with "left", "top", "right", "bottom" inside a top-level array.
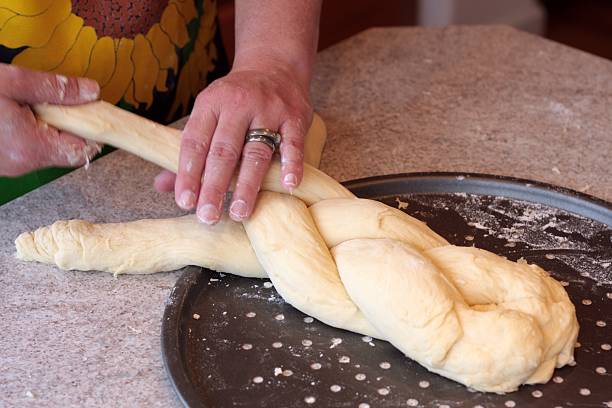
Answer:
[{"left": 218, "top": 0, "right": 612, "bottom": 62}]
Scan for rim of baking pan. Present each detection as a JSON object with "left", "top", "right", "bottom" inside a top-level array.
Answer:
[
  {"left": 162, "top": 265, "right": 203, "bottom": 408},
  {"left": 345, "top": 172, "right": 611, "bottom": 226},
  {"left": 161, "top": 171, "right": 612, "bottom": 408}
]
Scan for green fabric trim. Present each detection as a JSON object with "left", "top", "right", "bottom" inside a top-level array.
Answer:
[
  {"left": 0, "top": 170, "right": 68, "bottom": 205},
  {"left": 0, "top": 146, "right": 115, "bottom": 205}
]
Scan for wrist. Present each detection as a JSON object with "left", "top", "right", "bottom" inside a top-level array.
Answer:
[{"left": 232, "top": 45, "right": 314, "bottom": 89}]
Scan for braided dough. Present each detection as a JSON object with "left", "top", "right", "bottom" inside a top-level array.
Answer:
[{"left": 17, "top": 102, "right": 579, "bottom": 393}]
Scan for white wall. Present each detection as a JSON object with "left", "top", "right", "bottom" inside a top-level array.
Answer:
[{"left": 418, "top": 0, "right": 545, "bottom": 34}]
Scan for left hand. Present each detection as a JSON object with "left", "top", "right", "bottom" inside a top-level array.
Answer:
[{"left": 155, "top": 61, "right": 312, "bottom": 224}]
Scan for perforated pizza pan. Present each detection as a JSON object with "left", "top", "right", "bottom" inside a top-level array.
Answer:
[{"left": 162, "top": 173, "right": 612, "bottom": 408}]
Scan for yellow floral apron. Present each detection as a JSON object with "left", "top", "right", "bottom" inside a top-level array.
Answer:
[{"left": 0, "top": 0, "right": 228, "bottom": 204}]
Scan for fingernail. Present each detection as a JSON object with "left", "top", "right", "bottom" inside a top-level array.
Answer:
[
  {"left": 78, "top": 78, "right": 100, "bottom": 101},
  {"left": 178, "top": 190, "right": 196, "bottom": 210},
  {"left": 229, "top": 199, "right": 248, "bottom": 220},
  {"left": 197, "top": 204, "right": 220, "bottom": 225},
  {"left": 283, "top": 173, "right": 298, "bottom": 188}
]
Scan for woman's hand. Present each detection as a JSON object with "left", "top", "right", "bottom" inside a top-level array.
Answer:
[
  {"left": 155, "top": 0, "right": 322, "bottom": 224},
  {"left": 159, "top": 59, "right": 313, "bottom": 224},
  {"left": 155, "top": 0, "right": 321, "bottom": 224},
  {"left": 0, "top": 64, "right": 100, "bottom": 177}
]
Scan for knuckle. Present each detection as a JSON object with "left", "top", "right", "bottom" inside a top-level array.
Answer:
[
  {"left": 281, "top": 155, "right": 303, "bottom": 167},
  {"left": 228, "top": 85, "right": 250, "bottom": 106},
  {"left": 194, "top": 90, "right": 211, "bottom": 108},
  {"left": 282, "top": 134, "right": 305, "bottom": 149},
  {"left": 206, "top": 76, "right": 223, "bottom": 91},
  {"left": 47, "top": 75, "right": 68, "bottom": 99},
  {"left": 208, "top": 141, "right": 241, "bottom": 162},
  {"left": 289, "top": 113, "right": 310, "bottom": 131},
  {"left": 269, "top": 95, "right": 290, "bottom": 113},
  {"left": 37, "top": 74, "right": 76, "bottom": 102},
  {"left": 176, "top": 167, "right": 200, "bottom": 184},
  {"left": 200, "top": 184, "right": 226, "bottom": 201},
  {"left": 281, "top": 158, "right": 304, "bottom": 171},
  {"left": 181, "top": 134, "right": 209, "bottom": 156},
  {"left": 282, "top": 110, "right": 301, "bottom": 125},
  {"left": 235, "top": 178, "right": 260, "bottom": 196},
  {"left": 57, "top": 75, "right": 80, "bottom": 99},
  {"left": 242, "top": 144, "right": 273, "bottom": 163},
  {"left": 286, "top": 99, "right": 308, "bottom": 114},
  {"left": 208, "top": 80, "right": 252, "bottom": 107}
]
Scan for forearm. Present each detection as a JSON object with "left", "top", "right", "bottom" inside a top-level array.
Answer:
[{"left": 233, "top": 0, "right": 322, "bottom": 88}]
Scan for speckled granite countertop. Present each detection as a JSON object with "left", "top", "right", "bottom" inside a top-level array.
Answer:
[{"left": 1, "top": 26, "right": 610, "bottom": 407}]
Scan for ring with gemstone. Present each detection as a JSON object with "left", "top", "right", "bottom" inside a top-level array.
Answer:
[{"left": 245, "top": 128, "right": 281, "bottom": 153}]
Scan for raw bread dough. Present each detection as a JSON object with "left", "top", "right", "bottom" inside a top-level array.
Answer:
[
  {"left": 15, "top": 192, "right": 579, "bottom": 393},
  {"left": 335, "top": 240, "right": 577, "bottom": 391},
  {"left": 244, "top": 192, "right": 577, "bottom": 393},
  {"left": 17, "top": 102, "right": 579, "bottom": 393},
  {"left": 16, "top": 214, "right": 264, "bottom": 278},
  {"left": 34, "top": 101, "right": 328, "bottom": 175}
]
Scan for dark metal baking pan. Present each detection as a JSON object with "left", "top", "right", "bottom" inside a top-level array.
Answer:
[{"left": 162, "top": 173, "right": 612, "bottom": 408}]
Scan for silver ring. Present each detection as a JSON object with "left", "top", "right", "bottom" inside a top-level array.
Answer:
[{"left": 245, "top": 128, "right": 281, "bottom": 153}]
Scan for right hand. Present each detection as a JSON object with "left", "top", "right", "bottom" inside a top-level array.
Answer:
[{"left": 0, "top": 63, "right": 101, "bottom": 177}]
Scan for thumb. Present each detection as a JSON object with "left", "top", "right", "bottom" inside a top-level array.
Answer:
[
  {"left": 154, "top": 170, "right": 177, "bottom": 193},
  {"left": 0, "top": 63, "right": 99, "bottom": 105}
]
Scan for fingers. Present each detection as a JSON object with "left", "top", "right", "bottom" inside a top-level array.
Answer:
[
  {"left": 229, "top": 118, "right": 276, "bottom": 221},
  {"left": 41, "top": 127, "right": 101, "bottom": 169},
  {"left": 175, "top": 97, "right": 217, "bottom": 210},
  {"left": 228, "top": 114, "right": 307, "bottom": 221},
  {"left": 176, "top": 68, "right": 312, "bottom": 222},
  {"left": 0, "top": 97, "right": 98, "bottom": 176},
  {"left": 0, "top": 63, "right": 99, "bottom": 105},
  {"left": 196, "top": 111, "right": 250, "bottom": 224},
  {"left": 191, "top": 112, "right": 308, "bottom": 223},
  {"left": 279, "top": 116, "right": 309, "bottom": 191},
  {"left": 154, "top": 170, "right": 176, "bottom": 193}
]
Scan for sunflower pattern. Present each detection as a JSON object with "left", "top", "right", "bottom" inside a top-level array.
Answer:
[{"left": 0, "top": 0, "right": 226, "bottom": 122}]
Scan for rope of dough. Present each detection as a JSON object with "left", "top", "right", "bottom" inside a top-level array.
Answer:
[
  {"left": 17, "top": 103, "right": 579, "bottom": 393},
  {"left": 34, "top": 102, "right": 343, "bottom": 204}
]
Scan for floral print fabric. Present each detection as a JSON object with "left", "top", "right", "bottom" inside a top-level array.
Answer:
[{"left": 0, "top": 0, "right": 227, "bottom": 122}]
